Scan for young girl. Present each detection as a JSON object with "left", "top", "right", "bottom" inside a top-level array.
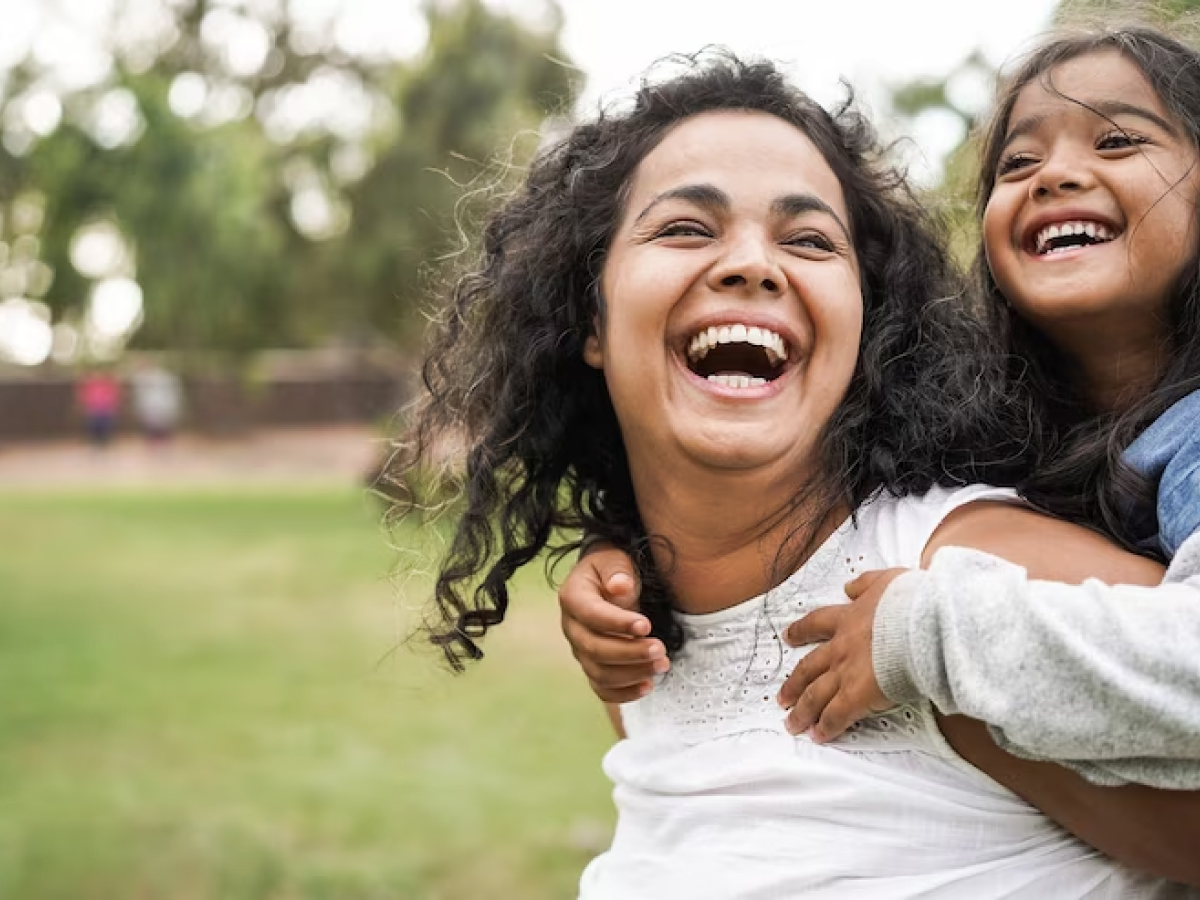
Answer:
[
  {"left": 394, "top": 53, "right": 1194, "bottom": 895},
  {"left": 561, "top": 28, "right": 1200, "bottom": 798}
]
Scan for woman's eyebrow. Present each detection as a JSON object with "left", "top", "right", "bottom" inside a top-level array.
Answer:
[
  {"left": 634, "top": 184, "right": 728, "bottom": 225},
  {"left": 772, "top": 194, "right": 851, "bottom": 240},
  {"left": 633, "top": 185, "right": 850, "bottom": 238}
]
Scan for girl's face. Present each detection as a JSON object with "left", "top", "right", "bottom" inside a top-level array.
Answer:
[
  {"left": 983, "top": 50, "right": 1200, "bottom": 350},
  {"left": 584, "top": 110, "right": 863, "bottom": 495}
]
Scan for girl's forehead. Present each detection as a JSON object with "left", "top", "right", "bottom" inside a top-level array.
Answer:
[{"left": 1008, "top": 50, "right": 1164, "bottom": 126}]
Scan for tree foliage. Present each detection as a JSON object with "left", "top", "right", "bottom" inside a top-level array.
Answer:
[{"left": 0, "top": 0, "right": 579, "bottom": 361}]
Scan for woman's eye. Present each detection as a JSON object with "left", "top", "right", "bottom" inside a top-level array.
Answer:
[
  {"left": 655, "top": 221, "right": 711, "bottom": 239},
  {"left": 1097, "top": 130, "right": 1146, "bottom": 151},
  {"left": 785, "top": 232, "right": 835, "bottom": 252},
  {"left": 996, "top": 153, "right": 1037, "bottom": 177}
]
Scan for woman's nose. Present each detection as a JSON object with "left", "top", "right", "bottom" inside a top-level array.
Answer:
[{"left": 707, "top": 234, "right": 786, "bottom": 295}]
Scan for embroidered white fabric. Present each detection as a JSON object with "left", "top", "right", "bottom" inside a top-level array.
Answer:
[{"left": 579, "top": 486, "right": 1190, "bottom": 900}]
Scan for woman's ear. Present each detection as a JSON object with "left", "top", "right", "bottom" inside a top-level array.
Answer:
[{"left": 583, "top": 325, "right": 604, "bottom": 369}]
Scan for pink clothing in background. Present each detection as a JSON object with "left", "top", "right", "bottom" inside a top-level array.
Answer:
[{"left": 78, "top": 374, "right": 121, "bottom": 415}]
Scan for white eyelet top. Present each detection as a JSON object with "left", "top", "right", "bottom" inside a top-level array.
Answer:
[{"left": 579, "top": 486, "right": 1189, "bottom": 900}]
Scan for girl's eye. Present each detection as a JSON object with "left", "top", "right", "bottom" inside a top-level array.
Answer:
[
  {"left": 1097, "top": 130, "right": 1147, "bottom": 151},
  {"left": 785, "top": 232, "right": 835, "bottom": 252},
  {"left": 996, "top": 153, "right": 1037, "bottom": 177},
  {"left": 654, "top": 221, "right": 712, "bottom": 239}
]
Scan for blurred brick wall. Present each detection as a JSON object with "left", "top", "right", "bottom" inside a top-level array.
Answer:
[{"left": 0, "top": 372, "right": 407, "bottom": 442}]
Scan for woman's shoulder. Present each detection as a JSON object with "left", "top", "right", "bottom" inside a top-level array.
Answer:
[{"left": 853, "top": 484, "right": 1020, "bottom": 569}]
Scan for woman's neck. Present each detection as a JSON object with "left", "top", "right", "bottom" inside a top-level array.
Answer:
[{"left": 632, "top": 469, "right": 850, "bottom": 614}]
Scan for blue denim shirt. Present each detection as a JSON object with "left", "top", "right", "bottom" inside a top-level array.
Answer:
[{"left": 1123, "top": 389, "right": 1200, "bottom": 558}]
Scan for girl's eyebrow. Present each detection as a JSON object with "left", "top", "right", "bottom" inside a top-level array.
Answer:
[
  {"left": 634, "top": 183, "right": 850, "bottom": 239},
  {"left": 1091, "top": 100, "right": 1180, "bottom": 137},
  {"left": 1001, "top": 100, "right": 1180, "bottom": 152}
]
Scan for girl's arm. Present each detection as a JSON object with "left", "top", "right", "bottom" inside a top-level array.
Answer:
[
  {"left": 781, "top": 501, "right": 1200, "bottom": 883},
  {"left": 910, "top": 501, "right": 1200, "bottom": 885},
  {"left": 874, "top": 528, "right": 1200, "bottom": 788},
  {"left": 782, "top": 502, "right": 1200, "bottom": 783},
  {"left": 558, "top": 544, "right": 660, "bottom": 734},
  {"left": 933, "top": 714, "right": 1200, "bottom": 886}
]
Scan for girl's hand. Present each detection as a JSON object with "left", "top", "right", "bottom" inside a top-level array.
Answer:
[
  {"left": 559, "top": 545, "right": 668, "bottom": 703},
  {"left": 776, "top": 568, "right": 904, "bottom": 741}
]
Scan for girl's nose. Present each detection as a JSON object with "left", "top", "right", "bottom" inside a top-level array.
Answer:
[
  {"left": 1030, "top": 149, "right": 1095, "bottom": 199},
  {"left": 707, "top": 233, "right": 786, "bottom": 296}
]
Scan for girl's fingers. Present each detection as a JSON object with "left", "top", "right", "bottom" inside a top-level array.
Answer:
[
  {"left": 844, "top": 567, "right": 905, "bottom": 600},
  {"left": 560, "top": 583, "right": 650, "bottom": 638},
  {"left": 562, "top": 614, "right": 666, "bottom": 666},
  {"left": 784, "top": 672, "right": 839, "bottom": 736},
  {"left": 575, "top": 652, "right": 663, "bottom": 701},
  {"left": 777, "top": 641, "right": 833, "bottom": 709},
  {"left": 560, "top": 547, "right": 649, "bottom": 639},
  {"left": 784, "top": 605, "right": 844, "bottom": 647},
  {"left": 811, "top": 694, "right": 862, "bottom": 743}
]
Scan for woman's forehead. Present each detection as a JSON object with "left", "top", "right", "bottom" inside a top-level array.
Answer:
[{"left": 622, "top": 110, "right": 849, "bottom": 220}]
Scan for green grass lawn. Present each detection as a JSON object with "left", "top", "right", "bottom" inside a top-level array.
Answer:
[{"left": 0, "top": 490, "right": 616, "bottom": 899}]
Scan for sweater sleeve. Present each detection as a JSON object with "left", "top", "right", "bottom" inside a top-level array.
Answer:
[{"left": 871, "top": 531, "right": 1200, "bottom": 788}]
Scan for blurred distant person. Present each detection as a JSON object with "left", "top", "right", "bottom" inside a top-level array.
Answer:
[
  {"left": 131, "top": 363, "right": 184, "bottom": 445},
  {"left": 77, "top": 368, "right": 121, "bottom": 448}
]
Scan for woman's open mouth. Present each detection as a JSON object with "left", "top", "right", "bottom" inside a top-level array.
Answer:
[{"left": 684, "top": 323, "right": 789, "bottom": 389}]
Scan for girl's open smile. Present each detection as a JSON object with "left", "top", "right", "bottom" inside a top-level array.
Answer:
[{"left": 984, "top": 51, "right": 1200, "bottom": 348}]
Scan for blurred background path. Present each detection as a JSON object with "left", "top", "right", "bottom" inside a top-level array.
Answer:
[{"left": 0, "top": 426, "right": 383, "bottom": 488}]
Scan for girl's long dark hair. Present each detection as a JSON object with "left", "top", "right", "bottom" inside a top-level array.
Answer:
[
  {"left": 976, "top": 27, "right": 1200, "bottom": 553},
  {"left": 389, "top": 53, "right": 1031, "bottom": 669}
]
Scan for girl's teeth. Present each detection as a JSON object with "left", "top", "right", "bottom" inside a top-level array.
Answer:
[{"left": 1034, "top": 220, "right": 1116, "bottom": 253}]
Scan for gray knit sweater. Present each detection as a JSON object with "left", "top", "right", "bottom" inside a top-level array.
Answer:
[{"left": 873, "top": 530, "right": 1200, "bottom": 788}]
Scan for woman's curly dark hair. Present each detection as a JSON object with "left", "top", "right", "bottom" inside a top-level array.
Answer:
[
  {"left": 389, "top": 52, "right": 1031, "bottom": 669},
  {"left": 975, "top": 27, "right": 1200, "bottom": 554}
]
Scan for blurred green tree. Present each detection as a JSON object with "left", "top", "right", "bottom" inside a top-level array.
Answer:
[
  {"left": 1055, "top": 0, "right": 1200, "bottom": 24},
  {"left": 0, "top": 0, "right": 578, "bottom": 362}
]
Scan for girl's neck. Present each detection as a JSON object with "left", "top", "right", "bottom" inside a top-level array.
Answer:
[
  {"left": 1044, "top": 317, "right": 1165, "bottom": 413},
  {"left": 632, "top": 469, "right": 850, "bottom": 615}
]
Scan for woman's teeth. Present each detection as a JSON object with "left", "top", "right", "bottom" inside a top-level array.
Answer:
[
  {"left": 707, "top": 374, "right": 767, "bottom": 388},
  {"left": 1034, "top": 220, "right": 1115, "bottom": 255},
  {"left": 686, "top": 324, "right": 787, "bottom": 365}
]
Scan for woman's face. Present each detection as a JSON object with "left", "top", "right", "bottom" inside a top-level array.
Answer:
[
  {"left": 584, "top": 110, "right": 863, "bottom": 495},
  {"left": 983, "top": 51, "right": 1200, "bottom": 352}
]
